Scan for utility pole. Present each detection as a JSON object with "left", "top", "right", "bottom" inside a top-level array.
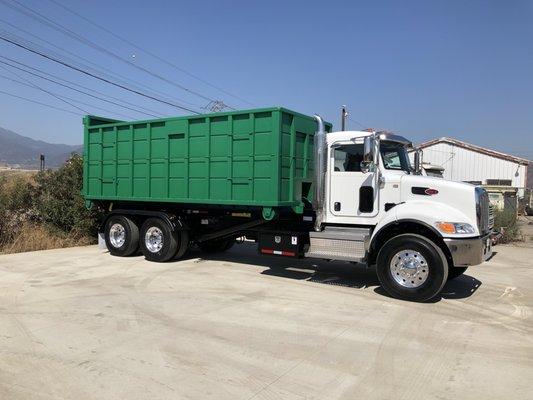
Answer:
[{"left": 341, "top": 105, "right": 348, "bottom": 131}]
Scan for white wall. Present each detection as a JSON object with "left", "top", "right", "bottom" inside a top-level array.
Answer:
[{"left": 410, "top": 142, "right": 528, "bottom": 197}]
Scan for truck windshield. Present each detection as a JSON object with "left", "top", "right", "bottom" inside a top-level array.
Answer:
[{"left": 380, "top": 141, "right": 411, "bottom": 172}]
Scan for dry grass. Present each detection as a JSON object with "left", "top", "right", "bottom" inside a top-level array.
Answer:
[
  {"left": 0, "top": 222, "right": 95, "bottom": 255},
  {"left": 0, "top": 170, "right": 35, "bottom": 189},
  {"left": 0, "top": 168, "right": 38, "bottom": 178},
  {"left": 0, "top": 156, "right": 98, "bottom": 255}
]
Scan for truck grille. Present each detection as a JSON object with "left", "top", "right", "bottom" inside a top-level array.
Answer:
[
  {"left": 476, "top": 187, "right": 491, "bottom": 234},
  {"left": 488, "top": 204, "right": 495, "bottom": 230}
]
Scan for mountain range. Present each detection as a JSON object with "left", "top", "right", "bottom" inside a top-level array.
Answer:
[{"left": 0, "top": 126, "right": 82, "bottom": 168}]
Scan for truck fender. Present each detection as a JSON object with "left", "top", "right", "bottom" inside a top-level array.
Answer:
[
  {"left": 368, "top": 200, "right": 474, "bottom": 265},
  {"left": 100, "top": 209, "right": 187, "bottom": 233},
  {"left": 372, "top": 200, "right": 475, "bottom": 243}
]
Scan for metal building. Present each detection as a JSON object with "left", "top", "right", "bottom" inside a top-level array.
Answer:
[{"left": 411, "top": 137, "right": 530, "bottom": 197}]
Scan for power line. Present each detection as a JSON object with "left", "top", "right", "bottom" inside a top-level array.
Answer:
[
  {"left": 0, "top": 57, "right": 162, "bottom": 118},
  {"left": 0, "top": 59, "right": 87, "bottom": 114},
  {"left": 0, "top": 71, "right": 136, "bottom": 119},
  {"left": 0, "top": 21, "right": 203, "bottom": 109},
  {"left": 47, "top": 0, "right": 255, "bottom": 107},
  {"left": 0, "top": 34, "right": 202, "bottom": 114},
  {"left": 0, "top": 88, "right": 82, "bottom": 116},
  {"left": 2, "top": 0, "right": 233, "bottom": 110},
  {"left": 348, "top": 116, "right": 369, "bottom": 130}
]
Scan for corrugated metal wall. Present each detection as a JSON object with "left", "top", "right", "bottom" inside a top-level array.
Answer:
[{"left": 410, "top": 142, "right": 528, "bottom": 196}]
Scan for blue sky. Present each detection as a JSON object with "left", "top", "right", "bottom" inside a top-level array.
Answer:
[{"left": 0, "top": 0, "right": 532, "bottom": 159}]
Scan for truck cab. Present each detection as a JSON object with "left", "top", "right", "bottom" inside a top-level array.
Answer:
[{"left": 305, "top": 120, "right": 493, "bottom": 300}]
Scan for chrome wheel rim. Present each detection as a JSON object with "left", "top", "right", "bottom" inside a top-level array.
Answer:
[
  {"left": 145, "top": 227, "right": 164, "bottom": 253},
  {"left": 109, "top": 223, "right": 126, "bottom": 248},
  {"left": 390, "top": 250, "right": 429, "bottom": 288}
]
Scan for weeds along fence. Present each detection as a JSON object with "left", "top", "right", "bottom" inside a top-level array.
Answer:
[{"left": 0, "top": 154, "right": 98, "bottom": 254}]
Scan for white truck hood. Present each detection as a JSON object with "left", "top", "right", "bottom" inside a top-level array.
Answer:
[{"left": 398, "top": 175, "right": 479, "bottom": 235}]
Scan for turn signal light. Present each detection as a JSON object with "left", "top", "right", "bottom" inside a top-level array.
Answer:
[
  {"left": 436, "top": 222, "right": 456, "bottom": 234},
  {"left": 435, "top": 222, "right": 475, "bottom": 234}
]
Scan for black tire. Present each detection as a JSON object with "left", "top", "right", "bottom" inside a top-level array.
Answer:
[
  {"left": 105, "top": 215, "right": 139, "bottom": 257},
  {"left": 174, "top": 229, "right": 190, "bottom": 260},
  {"left": 199, "top": 238, "right": 234, "bottom": 253},
  {"left": 139, "top": 218, "right": 178, "bottom": 262},
  {"left": 447, "top": 266, "right": 468, "bottom": 280},
  {"left": 376, "top": 234, "right": 449, "bottom": 302}
]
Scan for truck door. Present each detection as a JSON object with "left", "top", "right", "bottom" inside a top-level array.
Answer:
[{"left": 328, "top": 142, "right": 378, "bottom": 217}]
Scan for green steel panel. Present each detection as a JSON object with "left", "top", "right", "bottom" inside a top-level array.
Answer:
[{"left": 83, "top": 107, "right": 332, "bottom": 212}]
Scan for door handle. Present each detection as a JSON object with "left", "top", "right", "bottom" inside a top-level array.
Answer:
[{"left": 334, "top": 202, "right": 341, "bottom": 211}]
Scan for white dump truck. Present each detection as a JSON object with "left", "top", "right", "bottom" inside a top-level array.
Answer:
[{"left": 86, "top": 108, "right": 494, "bottom": 302}]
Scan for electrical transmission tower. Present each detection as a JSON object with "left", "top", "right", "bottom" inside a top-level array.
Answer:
[{"left": 203, "top": 100, "right": 231, "bottom": 112}]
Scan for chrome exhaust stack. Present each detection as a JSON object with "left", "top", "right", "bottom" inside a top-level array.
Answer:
[{"left": 313, "top": 115, "right": 327, "bottom": 231}]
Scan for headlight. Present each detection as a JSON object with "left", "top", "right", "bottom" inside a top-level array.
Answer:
[{"left": 435, "top": 222, "right": 475, "bottom": 234}]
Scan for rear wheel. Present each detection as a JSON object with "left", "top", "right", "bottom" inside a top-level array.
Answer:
[
  {"left": 376, "top": 234, "right": 448, "bottom": 302},
  {"left": 174, "top": 229, "right": 189, "bottom": 260},
  {"left": 448, "top": 266, "right": 468, "bottom": 280},
  {"left": 104, "top": 215, "right": 139, "bottom": 257},
  {"left": 140, "top": 218, "right": 178, "bottom": 262}
]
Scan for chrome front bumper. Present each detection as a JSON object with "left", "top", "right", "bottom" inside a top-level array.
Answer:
[{"left": 444, "top": 233, "right": 493, "bottom": 267}]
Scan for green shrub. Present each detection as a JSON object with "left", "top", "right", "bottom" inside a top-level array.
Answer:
[
  {"left": 493, "top": 209, "right": 521, "bottom": 243},
  {"left": 33, "top": 154, "right": 98, "bottom": 236},
  {"left": 0, "top": 154, "right": 99, "bottom": 253},
  {"left": 0, "top": 174, "right": 35, "bottom": 246}
]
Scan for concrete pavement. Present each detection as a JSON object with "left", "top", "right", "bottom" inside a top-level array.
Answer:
[{"left": 0, "top": 243, "right": 531, "bottom": 399}]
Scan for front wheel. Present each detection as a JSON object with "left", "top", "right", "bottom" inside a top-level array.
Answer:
[{"left": 376, "top": 234, "right": 448, "bottom": 302}]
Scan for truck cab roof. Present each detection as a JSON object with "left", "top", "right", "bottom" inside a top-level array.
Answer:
[{"left": 326, "top": 130, "right": 413, "bottom": 147}]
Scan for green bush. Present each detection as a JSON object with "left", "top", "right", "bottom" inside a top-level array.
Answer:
[
  {"left": 493, "top": 209, "right": 521, "bottom": 243},
  {"left": 0, "top": 174, "right": 35, "bottom": 246},
  {"left": 33, "top": 154, "right": 98, "bottom": 236},
  {"left": 0, "top": 154, "right": 99, "bottom": 252}
]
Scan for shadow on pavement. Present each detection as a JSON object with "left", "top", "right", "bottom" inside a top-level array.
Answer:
[
  {"left": 261, "top": 263, "right": 380, "bottom": 289},
  {"left": 440, "top": 274, "right": 482, "bottom": 299},
  {"left": 190, "top": 242, "right": 380, "bottom": 290},
  {"left": 169, "top": 242, "right": 482, "bottom": 301},
  {"left": 374, "top": 274, "right": 482, "bottom": 303}
]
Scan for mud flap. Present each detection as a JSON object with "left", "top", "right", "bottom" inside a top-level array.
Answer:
[{"left": 98, "top": 232, "right": 107, "bottom": 250}]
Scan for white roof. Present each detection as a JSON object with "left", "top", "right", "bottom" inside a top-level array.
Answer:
[{"left": 416, "top": 137, "right": 530, "bottom": 165}]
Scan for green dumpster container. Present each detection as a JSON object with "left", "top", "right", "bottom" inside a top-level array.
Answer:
[{"left": 83, "top": 107, "right": 331, "bottom": 213}]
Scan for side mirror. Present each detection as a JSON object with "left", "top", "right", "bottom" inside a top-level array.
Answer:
[
  {"left": 361, "top": 135, "right": 376, "bottom": 173},
  {"left": 363, "top": 135, "right": 374, "bottom": 163}
]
